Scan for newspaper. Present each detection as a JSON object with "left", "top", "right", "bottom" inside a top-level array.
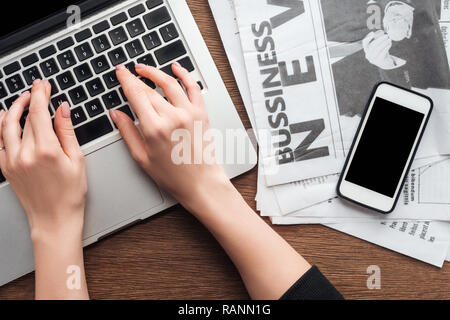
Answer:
[
  {"left": 261, "top": 157, "right": 450, "bottom": 221},
  {"left": 234, "top": 0, "right": 450, "bottom": 186},
  {"left": 209, "top": 0, "right": 450, "bottom": 266}
]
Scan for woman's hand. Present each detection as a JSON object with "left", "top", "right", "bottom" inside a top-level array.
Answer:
[
  {"left": 0, "top": 80, "right": 87, "bottom": 239},
  {"left": 113, "top": 64, "right": 312, "bottom": 299},
  {"left": 112, "top": 63, "right": 231, "bottom": 212},
  {"left": 0, "top": 79, "right": 88, "bottom": 299}
]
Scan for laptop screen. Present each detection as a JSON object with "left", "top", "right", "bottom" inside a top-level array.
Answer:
[
  {"left": 1, "top": 1, "right": 82, "bottom": 40},
  {"left": 0, "top": 0, "right": 119, "bottom": 55}
]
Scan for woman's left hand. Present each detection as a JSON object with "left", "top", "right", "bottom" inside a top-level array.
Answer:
[
  {"left": 0, "top": 79, "right": 89, "bottom": 300},
  {"left": 0, "top": 80, "right": 87, "bottom": 241}
]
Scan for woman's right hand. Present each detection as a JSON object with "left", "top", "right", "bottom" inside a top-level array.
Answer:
[{"left": 111, "top": 63, "right": 233, "bottom": 212}]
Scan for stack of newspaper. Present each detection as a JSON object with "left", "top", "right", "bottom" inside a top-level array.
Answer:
[{"left": 209, "top": 0, "right": 450, "bottom": 267}]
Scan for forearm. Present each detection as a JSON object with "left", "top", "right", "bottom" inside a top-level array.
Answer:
[
  {"left": 31, "top": 216, "right": 89, "bottom": 300},
  {"left": 184, "top": 177, "right": 311, "bottom": 300}
]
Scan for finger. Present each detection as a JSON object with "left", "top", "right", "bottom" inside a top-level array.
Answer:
[
  {"left": 372, "top": 37, "right": 392, "bottom": 59},
  {"left": 370, "top": 35, "right": 390, "bottom": 51},
  {"left": 0, "top": 110, "right": 7, "bottom": 168},
  {"left": 109, "top": 109, "right": 148, "bottom": 167},
  {"left": 363, "top": 31, "right": 376, "bottom": 48},
  {"left": 116, "top": 64, "right": 158, "bottom": 123},
  {"left": 171, "top": 62, "right": 203, "bottom": 107},
  {"left": 54, "top": 102, "right": 82, "bottom": 160},
  {"left": 135, "top": 64, "right": 189, "bottom": 107},
  {"left": 2, "top": 91, "right": 30, "bottom": 156},
  {"left": 28, "top": 80, "right": 58, "bottom": 146}
]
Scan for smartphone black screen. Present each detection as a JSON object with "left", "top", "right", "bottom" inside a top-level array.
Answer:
[{"left": 345, "top": 97, "right": 424, "bottom": 197}]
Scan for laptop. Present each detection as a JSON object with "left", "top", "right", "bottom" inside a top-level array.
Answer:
[{"left": 0, "top": 0, "right": 256, "bottom": 286}]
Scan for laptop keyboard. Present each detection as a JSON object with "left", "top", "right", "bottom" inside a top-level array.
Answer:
[{"left": 0, "top": 0, "right": 204, "bottom": 183}]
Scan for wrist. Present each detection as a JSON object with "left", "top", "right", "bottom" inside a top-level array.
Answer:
[
  {"left": 180, "top": 169, "right": 242, "bottom": 218},
  {"left": 29, "top": 209, "right": 84, "bottom": 248}
]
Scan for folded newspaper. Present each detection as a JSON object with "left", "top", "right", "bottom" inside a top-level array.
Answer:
[
  {"left": 209, "top": 0, "right": 450, "bottom": 267},
  {"left": 234, "top": 0, "right": 450, "bottom": 186}
]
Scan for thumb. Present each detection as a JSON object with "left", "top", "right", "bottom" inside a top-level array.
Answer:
[
  {"left": 109, "top": 109, "right": 148, "bottom": 168},
  {"left": 54, "top": 102, "right": 82, "bottom": 160}
]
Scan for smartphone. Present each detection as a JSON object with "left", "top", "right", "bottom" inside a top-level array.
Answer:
[{"left": 337, "top": 82, "right": 433, "bottom": 214}]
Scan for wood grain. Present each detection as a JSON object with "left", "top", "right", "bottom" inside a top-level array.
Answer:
[{"left": 0, "top": 0, "right": 449, "bottom": 300}]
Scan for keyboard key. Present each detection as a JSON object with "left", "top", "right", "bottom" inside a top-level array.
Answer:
[
  {"left": 85, "top": 98, "right": 104, "bottom": 117},
  {"left": 108, "top": 47, "right": 127, "bottom": 66},
  {"left": 51, "top": 94, "right": 68, "bottom": 110},
  {"left": 49, "top": 79, "right": 59, "bottom": 95},
  {"left": 74, "top": 63, "right": 93, "bottom": 82},
  {"left": 117, "top": 105, "right": 135, "bottom": 122},
  {"left": 5, "top": 95, "right": 19, "bottom": 109},
  {"left": 91, "top": 55, "right": 110, "bottom": 74},
  {"left": 21, "top": 53, "right": 39, "bottom": 67},
  {"left": 137, "top": 54, "right": 156, "bottom": 67},
  {"left": 5, "top": 75, "right": 25, "bottom": 93},
  {"left": 161, "top": 57, "right": 194, "bottom": 78},
  {"left": 39, "top": 45, "right": 57, "bottom": 59},
  {"left": 57, "top": 50, "right": 77, "bottom": 69},
  {"left": 75, "top": 115, "right": 113, "bottom": 146},
  {"left": 0, "top": 82, "right": 7, "bottom": 99},
  {"left": 126, "top": 19, "right": 146, "bottom": 38},
  {"left": 125, "top": 62, "right": 137, "bottom": 76},
  {"left": 56, "top": 71, "right": 76, "bottom": 90},
  {"left": 146, "top": 0, "right": 163, "bottom": 9},
  {"left": 111, "top": 12, "right": 128, "bottom": 26},
  {"left": 141, "top": 77, "right": 156, "bottom": 89},
  {"left": 40, "top": 58, "right": 60, "bottom": 77},
  {"left": 102, "top": 91, "right": 121, "bottom": 109},
  {"left": 119, "top": 87, "right": 128, "bottom": 101},
  {"left": 143, "top": 7, "right": 171, "bottom": 30},
  {"left": 70, "top": 106, "right": 88, "bottom": 126},
  {"left": 160, "top": 64, "right": 175, "bottom": 78},
  {"left": 0, "top": 70, "right": 2, "bottom": 79},
  {"left": 23, "top": 66, "right": 42, "bottom": 85},
  {"left": 19, "top": 109, "right": 29, "bottom": 129},
  {"left": 129, "top": 4, "right": 145, "bottom": 17},
  {"left": 125, "top": 39, "right": 144, "bottom": 58},
  {"left": 160, "top": 23, "right": 179, "bottom": 42},
  {"left": 0, "top": 170, "right": 5, "bottom": 183},
  {"left": 92, "top": 35, "right": 111, "bottom": 53},
  {"left": 109, "top": 27, "right": 128, "bottom": 45},
  {"left": 57, "top": 37, "right": 75, "bottom": 50},
  {"left": 69, "top": 86, "right": 88, "bottom": 105},
  {"left": 178, "top": 56, "right": 195, "bottom": 72},
  {"left": 93, "top": 20, "right": 110, "bottom": 34},
  {"left": 86, "top": 78, "right": 105, "bottom": 96},
  {"left": 103, "top": 71, "right": 119, "bottom": 89},
  {"left": 142, "top": 32, "right": 161, "bottom": 50},
  {"left": 197, "top": 81, "right": 204, "bottom": 90},
  {"left": 74, "top": 43, "right": 94, "bottom": 61},
  {"left": 154, "top": 40, "right": 186, "bottom": 65},
  {"left": 75, "top": 29, "right": 92, "bottom": 42},
  {"left": 4, "top": 62, "right": 21, "bottom": 75}
]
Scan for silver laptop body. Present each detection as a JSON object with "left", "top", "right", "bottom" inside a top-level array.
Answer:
[{"left": 0, "top": 0, "right": 256, "bottom": 286}]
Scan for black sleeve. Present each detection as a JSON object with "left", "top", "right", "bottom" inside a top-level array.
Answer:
[{"left": 280, "top": 266, "right": 344, "bottom": 300}]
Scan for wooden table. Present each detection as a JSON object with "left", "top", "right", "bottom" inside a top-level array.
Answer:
[{"left": 1, "top": 0, "right": 449, "bottom": 300}]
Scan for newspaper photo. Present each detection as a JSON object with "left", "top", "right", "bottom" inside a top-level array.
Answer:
[{"left": 234, "top": 0, "right": 450, "bottom": 186}]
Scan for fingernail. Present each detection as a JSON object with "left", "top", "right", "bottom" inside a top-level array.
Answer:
[
  {"left": 116, "top": 64, "right": 125, "bottom": 71},
  {"left": 135, "top": 63, "right": 145, "bottom": 69},
  {"left": 61, "top": 102, "right": 71, "bottom": 119},
  {"left": 110, "top": 109, "right": 117, "bottom": 123},
  {"left": 173, "top": 61, "right": 181, "bottom": 68},
  {"left": 21, "top": 90, "right": 30, "bottom": 97},
  {"left": 33, "top": 79, "right": 41, "bottom": 85}
]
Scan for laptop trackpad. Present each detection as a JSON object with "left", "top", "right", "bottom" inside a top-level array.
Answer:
[{"left": 83, "top": 139, "right": 164, "bottom": 238}]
